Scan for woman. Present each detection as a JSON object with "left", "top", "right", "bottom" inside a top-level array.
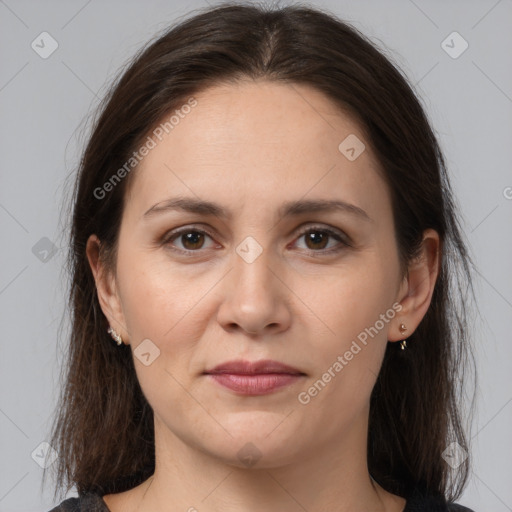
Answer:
[{"left": 46, "top": 3, "right": 477, "bottom": 511}]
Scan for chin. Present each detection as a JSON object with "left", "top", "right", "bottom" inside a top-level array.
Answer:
[{"left": 200, "top": 422, "right": 304, "bottom": 469}]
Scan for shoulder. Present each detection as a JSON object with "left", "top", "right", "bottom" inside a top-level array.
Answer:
[
  {"left": 447, "top": 504, "right": 475, "bottom": 512},
  {"left": 404, "top": 486, "right": 475, "bottom": 512},
  {"left": 48, "top": 492, "right": 109, "bottom": 512},
  {"left": 47, "top": 497, "right": 80, "bottom": 512}
]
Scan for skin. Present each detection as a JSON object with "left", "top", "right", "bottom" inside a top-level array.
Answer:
[{"left": 87, "top": 80, "right": 440, "bottom": 512}]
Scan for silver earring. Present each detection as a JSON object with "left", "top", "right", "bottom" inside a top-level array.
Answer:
[{"left": 107, "top": 326, "right": 123, "bottom": 346}]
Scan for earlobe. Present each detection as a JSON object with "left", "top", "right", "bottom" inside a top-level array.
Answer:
[
  {"left": 85, "top": 234, "right": 129, "bottom": 344},
  {"left": 390, "top": 228, "right": 441, "bottom": 343}
]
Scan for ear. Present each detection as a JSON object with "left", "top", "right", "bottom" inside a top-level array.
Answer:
[
  {"left": 389, "top": 228, "right": 441, "bottom": 343},
  {"left": 86, "top": 234, "right": 130, "bottom": 344}
]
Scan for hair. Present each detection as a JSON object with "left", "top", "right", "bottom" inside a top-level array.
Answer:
[{"left": 45, "top": 1, "right": 477, "bottom": 505}]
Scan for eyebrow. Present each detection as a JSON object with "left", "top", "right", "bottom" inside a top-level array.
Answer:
[{"left": 142, "top": 197, "right": 372, "bottom": 223}]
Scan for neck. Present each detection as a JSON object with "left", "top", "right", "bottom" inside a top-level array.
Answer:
[{"left": 129, "top": 413, "right": 405, "bottom": 512}]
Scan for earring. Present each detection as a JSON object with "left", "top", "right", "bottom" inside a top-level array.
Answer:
[
  {"left": 399, "top": 323, "right": 407, "bottom": 350},
  {"left": 107, "top": 326, "right": 123, "bottom": 346}
]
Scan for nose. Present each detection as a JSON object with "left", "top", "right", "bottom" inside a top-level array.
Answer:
[{"left": 216, "top": 245, "right": 292, "bottom": 336}]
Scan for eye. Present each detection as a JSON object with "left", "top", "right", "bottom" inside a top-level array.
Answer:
[
  {"left": 162, "top": 227, "right": 217, "bottom": 254},
  {"left": 293, "top": 225, "right": 350, "bottom": 254},
  {"left": 162, "top": 224, "right": 350, "bottom": 256}
]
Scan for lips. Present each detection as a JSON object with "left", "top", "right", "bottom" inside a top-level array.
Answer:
[
  {"left": 204, "top": 359, "right": 305, "bottom": 376},
  {"left": 203, "top": 359, "right": 306, "bottom": 395}
]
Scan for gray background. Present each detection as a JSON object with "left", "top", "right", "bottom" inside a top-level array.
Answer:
[{"left": 1, "top": 0, "right": 511, "bottom": 511}]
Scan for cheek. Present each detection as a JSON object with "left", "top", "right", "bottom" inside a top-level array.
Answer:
[
  {"left": 307, "top": 263, "right": 395, "bottom": 343},
  {"left": 120, "top": 272, "right": 175, "bottom": 341},
  {"left": 296, "top": 274, "right": 393, "bottom": 435},
  {"left": 120, "top": 258, "right": 211, "bottom": 418},
  {"left": 117, "top": 248, "right": 205, "bottom": 341},
  {"left": 297, "top": 255, "right": 397, "bottom": 394}
]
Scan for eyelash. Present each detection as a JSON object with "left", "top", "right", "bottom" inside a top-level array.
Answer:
[{"left": 161, "top": 224, "right": 351, "bottom": 257}]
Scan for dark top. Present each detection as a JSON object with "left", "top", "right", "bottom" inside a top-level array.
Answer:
[{"left": 48, "top": 486, "right": 476, "bottom": 511}]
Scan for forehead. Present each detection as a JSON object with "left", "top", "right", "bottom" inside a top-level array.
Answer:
[{"left": 124, "top": 80, "right": 390, "bottom": 222}]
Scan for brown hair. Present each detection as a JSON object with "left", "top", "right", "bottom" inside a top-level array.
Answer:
[{"left": 45, "top": 1, "right": 477, "bottom": 504}]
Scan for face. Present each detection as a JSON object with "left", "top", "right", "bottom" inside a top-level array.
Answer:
[{"left": 92, "top": 80, "right": 410, "bottom": 469}]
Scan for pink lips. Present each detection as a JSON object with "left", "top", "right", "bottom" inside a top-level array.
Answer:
[{"left": 204, "top": 359, "right": 306, "bottom": 395}]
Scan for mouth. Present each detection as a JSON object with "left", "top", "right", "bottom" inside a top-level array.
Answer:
[
  {"left": 204, "top": 358, "right": 306, "bottom": 375},
  {"left": 203, "top": 359, "right": 306, "bottom": 396}
]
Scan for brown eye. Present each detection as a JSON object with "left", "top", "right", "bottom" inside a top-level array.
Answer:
[
  {"left": 304, "top": 231, "right": 330, "bottom": 250},
  {"left": 179, "top": 231, "right": 206, "bottom": 250},
  {"left": 294, "top": 226, "right": 350, "bottom": 254},
  {"left": 163, "top": 228, "right": 217, "bottom": 254}
]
